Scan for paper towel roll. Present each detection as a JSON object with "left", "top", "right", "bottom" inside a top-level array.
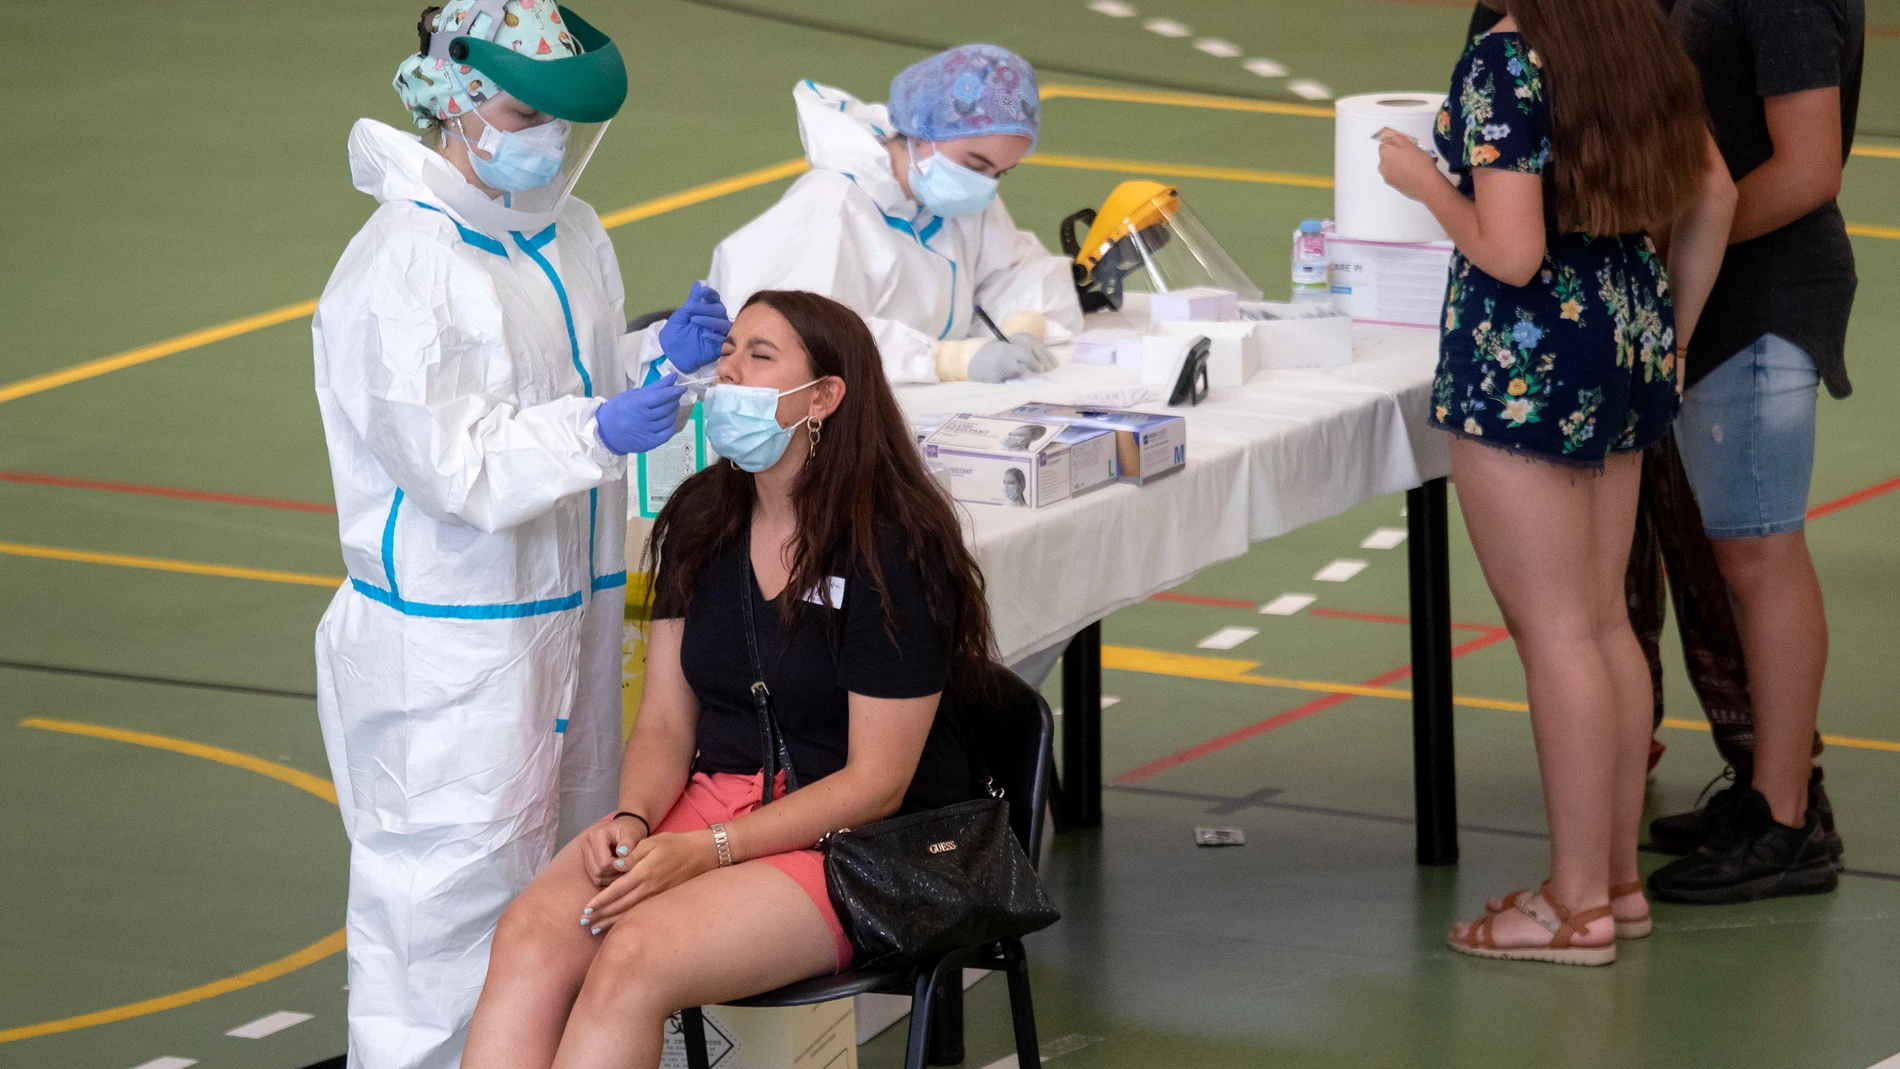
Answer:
[{"left": 1334, "top": 92, "right": 1450, "bottom": 243}]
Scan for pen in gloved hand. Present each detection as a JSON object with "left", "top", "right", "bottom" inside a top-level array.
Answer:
[{"left": 973, "top": 305, "right": 1010, "bottom": 343}]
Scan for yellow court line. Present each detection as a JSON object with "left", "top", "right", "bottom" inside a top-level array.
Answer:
[
  {"left": 1024, "top": 152, "right": 1334, "bottom": 190},
  {"left": 1104, "top": 644, "right": 1900, "bottom": 752},
  {"left": 0, "top": 163, "right": 816, "bottom": 408},
  {"left": 597, "top": 158, "right": 809, "bottom": 228},
  {"left": 21, "top": 717, "right": 339, "bottom": 801},
  {"left": 1848, "top": 222, "right": 1900, "bottom": 240},
  {"left": 1040, "top": 82, "right": 1336, "bottom": 119},
  {"left": 0, "top": 300, "right": 319, "bottom": 406},
  {"left": 1045, "top": 82, "right": 1900, "bottom": 163},
  {"left": 0, "top": 540, "right": 340, "bottom": 588},
  {"left": 2, "top": 718, "right": 342, "bottom": 1044}
]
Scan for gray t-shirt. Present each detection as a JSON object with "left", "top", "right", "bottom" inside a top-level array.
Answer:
[{"left": 1673, "top": 0, "right": 1862, "bottom": 398}]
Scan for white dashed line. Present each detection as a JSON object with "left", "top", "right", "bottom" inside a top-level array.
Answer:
[
  {"left": 1197, "top": 626, "right": 1259, "bottom": 650},
  {"left": 129, "top": 1060, "right": 197, "bottom": 1069},
  {"left": 226, "top": 1011, "right": 314, "bottom": 1039},
  {"left": 1142, "top": 17, "right": 1192, "bottom": 37},
  {"left": 1086, "top": 0, "right": 1139, "bottom": 15},
  {"left": 1193, "top": 37, "right": 1242, "bottom": 57},
  {"left": 1288, "top": 79, "right": 1334, "bottom": 100},
  {"left": 980, "top": 1033, "right": 1110, "bottom": 1067},
  {"left": 1360, "top": 527, "right": 1408, "bottom": 550},
  {"left": 1052, "top": 696, "right": 1122, "bottom": 718},
  {"left": 1313, "top": 559, "right": 1368, "bottom": 583},
  {"left": 1242, "top": 57, "right": 1288, "bottom": 78},
  {"left": 1259, "top": 594, "right": 1317, "bottom": 616}
]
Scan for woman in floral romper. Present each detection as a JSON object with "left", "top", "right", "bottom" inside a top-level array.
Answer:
[{"left": 1377, "top": 0, "right": 1736, "bottom": 964}]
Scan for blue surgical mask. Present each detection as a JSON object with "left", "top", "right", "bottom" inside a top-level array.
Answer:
[
  {"left": 451, "top": 115, "right": 570, "bottom": 192},
  {"left": 704, "top": 379, "right": 820, "bottom": 472},
  {"left": 907, "top": 141, "right": 999, "bottom": 218}
]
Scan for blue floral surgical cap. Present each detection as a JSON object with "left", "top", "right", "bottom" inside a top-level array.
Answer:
[{"left": 888, "top": 44, "right": 1040, "bottom": 150}]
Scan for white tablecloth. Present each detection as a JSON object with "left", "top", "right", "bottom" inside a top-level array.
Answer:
[{"left": 895, "top": 325, "right": 1449, "bottom": 664}]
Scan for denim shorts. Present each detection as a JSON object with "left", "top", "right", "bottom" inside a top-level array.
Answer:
[{"left": 1675, "top": 334, "right": 1820, "bottom": 539}]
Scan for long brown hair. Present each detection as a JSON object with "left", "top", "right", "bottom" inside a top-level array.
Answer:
[
  {"left": 645, "top": 290, "right": 996, "bottom": 691},
  {"left": 1506, "top": 0, "right": 1706, "bottom": 235}
]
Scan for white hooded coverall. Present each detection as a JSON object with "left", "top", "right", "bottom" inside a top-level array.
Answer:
[
  {"left": 690, "top": 80, "right": 1084, "bottom": 384},
  {"left": 312, "top": 118, "right": 633, "bottom": 1069}
]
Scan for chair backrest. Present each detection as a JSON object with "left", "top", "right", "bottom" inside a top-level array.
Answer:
[{"left": 945, "top": 664, "right": 1055, "bottom": 861}]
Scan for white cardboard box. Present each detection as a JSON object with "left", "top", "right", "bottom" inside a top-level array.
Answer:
[
  {"left": 923, "top": 414, "right": 1074, "bottom": 508},
  {"left": 992, "top": 403, "right": 1187, "bottom": 485},
  {"left": 1325, "top": 235, "right": 1454, "bottom": 330},
  {"left": 1234, "top": 303, "right": 1355, "bottom": 369},
  {"left": 1148, "top": 286, "right": 1239, "bottom": 324},
  {"left": 1154, "top": 320, "right": 1263, "bottom": 387},
  {"left": 661, "top": 1000, "right": 857, "bottom": 1069},
  {"left": 1071, "top": 328, "right": 1144, "bottom": 367},
  {"left": 1139, "top": 332, "right": 1199, "bottom": 389}
]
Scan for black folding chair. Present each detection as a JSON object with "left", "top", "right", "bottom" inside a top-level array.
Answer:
[
  {"left": 679, "top": 665, "right": 1056, "bottom": 1069},
  {"left": 627, "top": 308, "right": 675, "bottom": 333}
]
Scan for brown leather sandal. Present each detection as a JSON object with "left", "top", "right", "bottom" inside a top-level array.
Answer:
[
  {"left": 1450, "top": 888, "right": 1617, "bottom": 966},
  {"left": 1488, "top": 879, "right": 1651, "bottom": 940}
]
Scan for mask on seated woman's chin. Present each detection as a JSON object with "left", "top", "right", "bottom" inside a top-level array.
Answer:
[{"left": 703, "top": 380, "right": 819, "bottom": 472}]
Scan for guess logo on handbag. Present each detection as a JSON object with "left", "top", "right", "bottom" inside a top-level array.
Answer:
[{"left": 927, "top": 840, "right": 958, "bottom": 854}]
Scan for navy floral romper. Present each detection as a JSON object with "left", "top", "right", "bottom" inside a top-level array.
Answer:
[{"left": 1430, "top": 31, "right": 1680, "bottom": 465}]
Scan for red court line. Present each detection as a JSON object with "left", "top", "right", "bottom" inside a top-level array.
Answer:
[
  {"left": 0, "top": 470, "right": 336, "bottom": 514},
  {"left": 1807, "top": 475, "right": 1900, "bottom": 521},
  {"left": 1309, "top": 606, "right": 1504, "bottom": 635},
  {"left": 1115, "top": 627, "right": 1512, "bottom": 784},
  {"left": 1150, "top": 591, "right": 1258, "bottom": 609}
]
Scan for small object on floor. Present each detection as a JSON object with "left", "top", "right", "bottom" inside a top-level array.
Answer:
[
  {"left": 1647, "top": 786, "right": 1839, "bottom": 905},
  {"left": 1649, "top": 767, "right": 1842, "bottom": 861},
  {"left": 1195, "top": 826, "right": 1245, "bottom": 846}
]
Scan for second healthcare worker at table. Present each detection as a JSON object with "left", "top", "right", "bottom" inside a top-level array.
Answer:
[
  {"left": 699, "top": 44, "right": 1084, "bottom": 384},
  {"left": 310, "top": 3, "right": 729, "bottom": 1066}
]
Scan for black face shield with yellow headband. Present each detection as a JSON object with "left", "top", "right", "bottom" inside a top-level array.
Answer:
[{"left": 1060, "top": 180, "right": 1263, "bottom": 314}]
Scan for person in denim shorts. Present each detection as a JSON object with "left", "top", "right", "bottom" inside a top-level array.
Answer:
[{"left": 1647, "top": 0, "right": 1863, "bottom": 904}]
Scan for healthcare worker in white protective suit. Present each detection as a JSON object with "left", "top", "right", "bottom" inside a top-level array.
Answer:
[
  {"left": 311, "top": 3, "right": 729, "bottom": 1067},
  {"left": 660, "top": 44, "right": 1083, "bottom": 385}
]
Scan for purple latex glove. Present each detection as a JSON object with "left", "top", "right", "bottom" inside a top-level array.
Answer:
[
  {"left": 658, "top": 281, "right": 731, "bottom": 373},
  {"left": 595, "top": 372, "right": 688, "bottom": 455}
]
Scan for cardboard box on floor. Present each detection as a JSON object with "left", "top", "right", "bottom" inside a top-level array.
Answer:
[{"left": 661, "top": 1000, "right": 857, "bottom": 1069}]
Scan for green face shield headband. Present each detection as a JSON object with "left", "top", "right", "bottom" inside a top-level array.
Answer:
[{"left": 427, "top": 1, "right": 627, "bottom": 123}]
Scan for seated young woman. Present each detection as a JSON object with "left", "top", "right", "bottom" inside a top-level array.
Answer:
[{"left": 459, "top": 289, "right": 996, "bottom": 1069}]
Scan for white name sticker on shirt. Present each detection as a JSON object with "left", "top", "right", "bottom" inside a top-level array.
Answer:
[{"left": 803, "top": 576, "right": 847, "bottom": 610}]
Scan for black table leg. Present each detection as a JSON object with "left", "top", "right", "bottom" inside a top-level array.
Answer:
[
  {"left": 1060, "top": 622, "right": 1104, "bottom": 828},
  {"left": 1407, "top": 478, "right": 1459, "bottom": 866}
]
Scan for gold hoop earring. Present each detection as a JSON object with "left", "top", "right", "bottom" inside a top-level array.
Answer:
[{"left": 808, "top": 416, "right": 823, "bottom": 451}]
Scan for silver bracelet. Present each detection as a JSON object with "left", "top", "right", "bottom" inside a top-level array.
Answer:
[{"left": 709, "top": 823, "right": 734, "bottom": 868}]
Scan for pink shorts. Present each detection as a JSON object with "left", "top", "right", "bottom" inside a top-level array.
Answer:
[{"left": 655, "top": 770, "right": 853, "bottom": 971}]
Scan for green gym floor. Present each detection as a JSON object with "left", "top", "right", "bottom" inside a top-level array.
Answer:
[{"left": 4, "top": 2, "right": 1898, "bottom": 1067}]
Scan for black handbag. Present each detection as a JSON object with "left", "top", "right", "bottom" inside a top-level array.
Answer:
[{"left": 738, "top": 552, "right": 1060, "bottom": 971}]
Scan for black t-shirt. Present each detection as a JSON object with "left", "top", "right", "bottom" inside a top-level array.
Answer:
[
  {"left": 1673, "top": 0, "right": 1862, "bottom": 397},
  {"left": 652, "top": 529, "right": 975, "bottom": 814}
]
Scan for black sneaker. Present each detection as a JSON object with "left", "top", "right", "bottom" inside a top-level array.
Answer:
[
  {"left": 1808, "top": 767, "right": 1845, "bottom": 865},
  {"left": 1647, "top": 788, "right": 1839, "bottom": 905},
  {"left": 1647, "top": 768, "right": 1742, "bottom": 855},
  {"left": 1648, "top": 767, "right": 1844, "bottom": 862}
]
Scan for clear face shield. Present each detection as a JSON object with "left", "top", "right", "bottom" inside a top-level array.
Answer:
[
  {"left": 427, "top": 93, "right": 609, "bottom": 234},
  {"left": 418, "top": 0, "right": 626, "bottom": 234},
  {"left": 1075, "top": 183, "right": 1264, "bottom": 309}
]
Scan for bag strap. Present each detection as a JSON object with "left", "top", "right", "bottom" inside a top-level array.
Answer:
[
  {"left": 740, "top": 529, "right": 999, "bottom": 806},
  {"left": 739, "top": 538, "right": 801, "bottom": 805}
]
